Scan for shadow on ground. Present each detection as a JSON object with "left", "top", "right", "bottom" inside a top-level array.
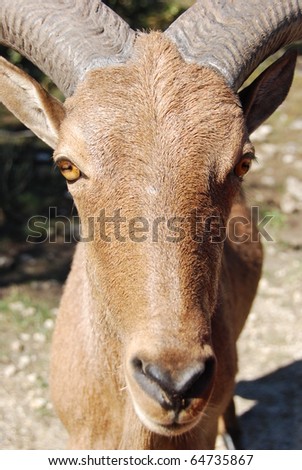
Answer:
[{"left": 236, "top": 360, "right": 302, "bottom": 449}]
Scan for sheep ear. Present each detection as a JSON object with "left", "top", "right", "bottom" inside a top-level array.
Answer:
[
  {"left": 239, "top": 49, "right": 297, "bottom": 135},
  {"left": 0, "top": 57, "right": 65, "bottom": 149}
]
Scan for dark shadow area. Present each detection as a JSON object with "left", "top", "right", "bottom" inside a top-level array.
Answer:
[
  {"left": 236, "top": 360, "right": 302, "bottom": 449},
  {"left": 0, "top": 132, "right": 76, "bottom": 287},
  {"left": 0, "top": 241, "right": 75, "bottom": 287}
]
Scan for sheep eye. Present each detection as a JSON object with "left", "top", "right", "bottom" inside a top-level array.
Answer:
[
  {"left": 57, "top": 159, "right": 81, "bottom": 182},
  {"left": 234, "top": 155, "right": 253, "bottom": 178}
]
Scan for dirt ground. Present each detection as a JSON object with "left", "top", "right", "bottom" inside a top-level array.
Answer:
[{"left": 0, "top": 60, "right": 301, "bottom": 450}]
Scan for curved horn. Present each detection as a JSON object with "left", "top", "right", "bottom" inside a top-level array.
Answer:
[
  {"left": 0, "top": 0, "right": 135, "bottom": 96},
  {"left": 165, "top": 0, "right": 302, "bottom": 91}
]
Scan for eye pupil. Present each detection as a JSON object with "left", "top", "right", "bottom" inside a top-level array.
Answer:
[{"left": 62, "top": 162, "right": 72, "bottom": 171}]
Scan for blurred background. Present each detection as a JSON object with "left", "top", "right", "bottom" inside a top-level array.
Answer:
[{"left": 0, "top": 0, "right": 301, "bottom": 449}]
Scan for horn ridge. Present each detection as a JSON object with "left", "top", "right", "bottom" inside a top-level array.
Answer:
[
  {"left": 165, "top": 0, "right": 302, "bottom": 90},
  {"left": 0, "top": 0, "right": 135, "bottom": 96}
]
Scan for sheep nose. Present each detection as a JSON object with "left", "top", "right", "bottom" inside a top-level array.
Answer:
[{"left": 131, "top": 356, "right": 216, "bottom": 410}]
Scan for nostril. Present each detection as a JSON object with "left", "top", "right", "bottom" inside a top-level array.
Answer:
[
  {"left": 132, "top": 357, "right": 144, "bottom": 373},
  {"left": 182, "top": 356, "right": 216, "bottom": 400},
  {"left": 131, "top": 356, "right": 172, "bottom": 409}
]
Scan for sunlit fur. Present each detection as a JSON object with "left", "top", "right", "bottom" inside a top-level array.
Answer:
[{"left": 48, "top": 33, "right": 263, "bottom": 449}]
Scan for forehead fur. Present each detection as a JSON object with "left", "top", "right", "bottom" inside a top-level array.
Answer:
[{"left": 61, "top": 32, "right": 245, "bottom": 190}]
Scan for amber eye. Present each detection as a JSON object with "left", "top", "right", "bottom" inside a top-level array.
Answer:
[
  {"left": 57, "top": 159, "right": 81, "bottom": 182},
  {"left": 234, "top": 155, "right": 253, "bottom": 178}
]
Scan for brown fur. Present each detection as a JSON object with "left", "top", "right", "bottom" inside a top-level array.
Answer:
[
  {"left": 49, "top": 34, "right": 262, "bottom": 449},
  {"left": 0, "top": 31, "right": 278, "bottom": 448}
]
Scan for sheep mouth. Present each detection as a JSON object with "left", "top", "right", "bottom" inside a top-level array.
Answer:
[
  {"left": 156, "top": 419, "right": 200, "bottom": 436},
  {"left": 133, "top": 400, "right": 202, "bottom": 437}
]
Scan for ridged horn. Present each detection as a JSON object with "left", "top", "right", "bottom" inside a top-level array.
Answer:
[
  {"left": 0, "top": 0, "right": 135, "bottom": 96},
  {"left": 165, "top": 0, "right": 302, "bottom": 91}
]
